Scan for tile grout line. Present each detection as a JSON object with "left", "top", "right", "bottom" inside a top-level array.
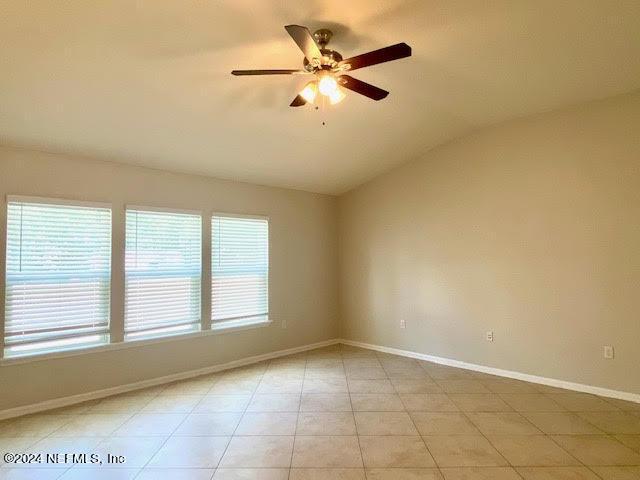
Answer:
[
  {"left": 495, "top": 388, "right": 639, "bottom": 476},
  {"left": 414, "top": 354, "right": 455, "bottom": 479},
  {"left": 463, "top": 388, "right": 609, "bottom": 476},
  {"left": 488, "top": 391, "right": 583, "bottom": 475},
  {"left": 289, "top": 350, "right": 308, "bottom": 479},
  {"left": 215, "top": 360, "right": 269, "bottom": 477},
  {"left": 7, "top": 391, "right": 146, "bottom": 477},
  {"left": 455, "top": 381, "right": 568, "bottom": 476},
  {"left": 132, "top": 373, "right": 222, "bottom": 480},
  {"left": 413, "top": 356, "right": 522, "bottom": 476},
  {"left": 343, "top": 345, "right": 366, "bottom": 476},
  {"left": 382, "top": 350, "right": 447, "bottom": 478},
  {"left": 29, "top": 392, "right": 150, "bottom": 478},
  {"left": 455, "top": 407, "right": 531, "bottom": 478}
]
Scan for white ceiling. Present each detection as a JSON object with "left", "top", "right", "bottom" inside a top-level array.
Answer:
[{"left": 1, "top": 1, "right": 640, "bottom": 194}]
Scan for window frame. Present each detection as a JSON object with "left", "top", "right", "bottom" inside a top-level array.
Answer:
[
  {"left": 2, "top": 195, "right": 113, "bottom": 360},
  {"left": 0, "top": 199, "right": 273, "bottom": 365},
  {"left": 210, "top": 212, "right": 270, "bottom": 330},
  {"left": 0, "top": 316, "right": 272, "bottom": 365},
  {"left": 123, "top": 205, "right": 203, "bottom": 342}
]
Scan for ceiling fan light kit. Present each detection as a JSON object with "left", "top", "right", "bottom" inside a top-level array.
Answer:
[
  {"left": 299, "top": 82, "right": 318, "bottom": 103},
  {"left": 231, "top": 25, "right": 412, "bottom": 108}
]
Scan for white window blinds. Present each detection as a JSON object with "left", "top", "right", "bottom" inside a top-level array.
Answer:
[
  {"left": 212, "top": 215, "right": 269, "bottom": 326},
  {"left": 125, "top": 209, "right": 201, "bottom": 340},
  {"left": 4, "top": 199, "right": 112, "bottom": 358}
]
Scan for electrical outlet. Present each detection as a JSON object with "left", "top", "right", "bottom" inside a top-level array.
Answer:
[
  {"left": 603, "top": 345, "right": 614, "bottom": 359},
  {"left": 281, "top": 318, "right": 287, "bottom": 329},
  {"left": 399, "top": 319, "right": 406, "bottom": 329},
  {"left": 486, "top": 331, "right": 494, "bottom": 342}
]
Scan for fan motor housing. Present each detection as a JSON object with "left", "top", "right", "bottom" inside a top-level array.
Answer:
[
  {"left": 301, "top": 29, "right": 343, "bottom": 72},
  {"left": 303, "top": 49, "right": 343, "bottom": 70}
]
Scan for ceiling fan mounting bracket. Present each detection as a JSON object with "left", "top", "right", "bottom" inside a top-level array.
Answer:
[{"left": 313, "top": 29, "right": 333, "bottom": 48}]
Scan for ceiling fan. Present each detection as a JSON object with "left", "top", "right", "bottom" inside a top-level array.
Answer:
[{"left": 231, "top": 25, "right": 411, "bottom": 107}]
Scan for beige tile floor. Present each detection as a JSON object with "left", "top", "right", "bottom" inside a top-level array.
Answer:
[{"left": 1, "top": 344, "right": 639, "bottom": 479}]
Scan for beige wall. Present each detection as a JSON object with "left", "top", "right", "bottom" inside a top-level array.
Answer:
[
  {"left": 0, "top": 147, "right": 339, "bottom": 410},
  {"left": 339, "top": 91, "right": 640, "bottom": 395},
  {"left": 2, "top": 90, "right": 639, "bottom": 411}
]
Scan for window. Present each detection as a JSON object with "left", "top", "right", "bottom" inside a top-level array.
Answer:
[
  {"left": 4, "top": 198, "right": 111, "bottom": 358},
  {"left": 125, "top": 208, "right": 201, "bottom": 340},
  {"left": 211, "top": 215, "right": 269, "bottom": 327},
  {"left": 2, "top": 201, "right": 269, "bottom": 360}
]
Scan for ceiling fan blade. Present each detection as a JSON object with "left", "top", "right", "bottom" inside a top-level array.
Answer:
[
  {"left": 339, "top": 43, "right": 411, "bottom": 71},
  {"left": 339, "top": 75, "right": 389, "bottom": 101},
  {"left": 284, "top": 25, "right": 323, "bottom": 62},
  {"left": 289, "top": 95, "right": 307, "bottom": 107},
  {"left": 231, "top": 69, "right": 306, "bottom": 76}
]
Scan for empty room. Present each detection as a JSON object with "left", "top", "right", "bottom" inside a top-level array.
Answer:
[{"left": 1, "top": 1, "right": 640, "bottom": 479}]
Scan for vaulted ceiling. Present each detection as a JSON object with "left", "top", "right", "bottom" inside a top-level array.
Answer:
[{"left": 1, "top": 1, "right": 640, "bottom": 194}]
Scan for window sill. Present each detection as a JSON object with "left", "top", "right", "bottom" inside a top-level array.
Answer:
[
  {"left": 212, "top": 316, "right": 271, "bottom": 333},
  {"left": 0, "top": 318, "right": 272, "bottom": 366}
]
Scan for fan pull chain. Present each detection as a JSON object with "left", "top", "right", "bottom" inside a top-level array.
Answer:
[{"left": 318, "top": 95, "right": 327, "bottom": 126}]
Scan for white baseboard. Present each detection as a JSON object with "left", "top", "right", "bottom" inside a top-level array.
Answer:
[
  {"left": 340, "top": 339, "right": 640, "bottom": 404},
  {"left": 4, "top": 337, "right": 637, "bottom": 420},
  {"left": 0, "top": 338, "right": 340, "bottom": 420}
]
